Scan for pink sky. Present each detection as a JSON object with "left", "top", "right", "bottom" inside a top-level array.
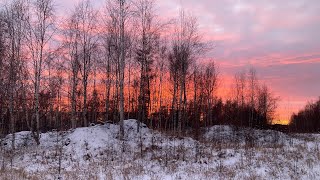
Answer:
[{"left": 55, "top": 0, "right": 320, "bottom": 124}]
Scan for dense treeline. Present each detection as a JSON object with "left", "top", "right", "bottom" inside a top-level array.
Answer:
[
  {"left": 289, "top": 98, "right": 320, "bottom": 133},
  {"left": 0, "top": 0, "right": 280, "bottom": 146}
]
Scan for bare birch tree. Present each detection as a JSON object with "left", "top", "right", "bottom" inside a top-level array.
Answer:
[
  {"left": 62, "top": 11, "right": 81, "bottom": 129},
  {"left": 133, "top": 0, "right": 162, "bottom": 131},
  {"left": 203, "top": 61, "right": 218, "bottom": 127},
  {"left": 3, "top": 0, "right": 28, "bottom": 150},
  {"left": 248, "top": 67, "right": 257, "bottom": 128},
  {"left": 106, "top": 0, "right": 131, "bottom": 139},
  {"left": 234, "top": 71, "right": 246, "bottom": 126},
  {"left": 257, "top": 84, "right": 278, "bottom": 128},
  {"left": 25, "top": 0, "right": 55, "bottom": 145},
  {"left": 0, "top": 12, "right": 5, "bottom": 137},
  {"left": 103, "top": 1, "right": 121, "bottom": 124},
  {"left": 169, "top": 10, "right": 203, "bottom": 134},
  {"left": 101, "top": 33, "right": 113, "bottom": 123},
  {"left": 72, "top": 0, "right": 98, "bottom": 127},
  {"left": 118, "top": 0, "right": 126, "bottom": 140}
]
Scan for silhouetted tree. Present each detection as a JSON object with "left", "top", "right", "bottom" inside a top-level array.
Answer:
[
  {"left": 26, "top": 0, "right": 55, "bottom": 145},
  {"left": 290, "top": 98, "right": 320, "bottom": 133}
]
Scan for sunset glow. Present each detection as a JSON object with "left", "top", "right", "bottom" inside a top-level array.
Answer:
[
  {"left": 50, "top": 0, "right": 320, "bottom": 125},
  {"left": 2, "top": 0, "right": 320, "bottom": 178}
]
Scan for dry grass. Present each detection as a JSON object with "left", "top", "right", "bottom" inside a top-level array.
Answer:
[
  {"left": 0, "top": 168, "right": 38, "bottom": 180},
  {"left": 1, "top": 127, "right": 320, "bottom": 179}
]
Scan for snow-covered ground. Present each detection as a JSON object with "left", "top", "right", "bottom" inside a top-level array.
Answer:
[{"left": 1, "top": 119, "right": 320, "bottom": 179}]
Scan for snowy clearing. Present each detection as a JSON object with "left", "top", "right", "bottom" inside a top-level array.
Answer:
[{"left": 1, "top": 119, "right": 320, "bottom": 180}]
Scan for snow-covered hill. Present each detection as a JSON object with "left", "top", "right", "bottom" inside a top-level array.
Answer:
[{"left": 1, "top": 120, "right": 320, "bottom": 179}]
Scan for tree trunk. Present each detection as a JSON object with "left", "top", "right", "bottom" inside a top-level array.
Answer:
[
  {"left": 71, "top": 75, "right": 77, "bottom": 128},
  {"left": 119, "top": 0, "right": 125, "bottom": 140},
  {"left": 35, "top": 72, "right": 40, "bottom": 145},
  {"left": 83, "top": 79, "right": 88, "bottom": 127},
  {"left": 9, "top": 90, "right": 15, "bottom": 151},
  {"left": 178, "top": 78, "right": 183, "bottom": 135},
  {"left": 105, "top": 51, "right": 111, "bottom": 123},
  {"left": 171, "top": 76, "right": 177, "bottom": 132}
]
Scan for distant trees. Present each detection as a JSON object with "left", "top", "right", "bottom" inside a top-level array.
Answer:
[
  {"left": 225, "top": 68, "right": 278, "bottom": 129},
  {"left": 256, "top": 84, "right": 278, "bottom": 128},
  {"left": 190, "top": 62, "right": 219, "bottom": 139},
  {"left": 248, "top": 68, "right": 257, "bottom": 128},
  {"left": 202, "top": 62, "right": 219, "bottom": 127},
  {"left": 234, "top": 71, "right": 247, "bottom": 126},
  {"left": 290, "top": 98, "right": 320, "bottom": 133}
]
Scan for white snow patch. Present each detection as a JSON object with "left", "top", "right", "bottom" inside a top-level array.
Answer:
[{"left": 1, "top": 120, "right": 320, "bottom": 179}]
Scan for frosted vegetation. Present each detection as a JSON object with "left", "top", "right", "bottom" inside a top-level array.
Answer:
[
  {"left": 0, "top": 0, "right": 319, "bottom": 179},
  {"left": 1, "top": 120, "right": 320, "bottom": 179}
]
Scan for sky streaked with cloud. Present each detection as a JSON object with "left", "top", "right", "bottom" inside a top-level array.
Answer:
[{"left": 55, "top": 0, "right": 320, "bottom": 123}]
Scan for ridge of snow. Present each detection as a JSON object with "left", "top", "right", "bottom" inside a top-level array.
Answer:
[{"left": 1, "top": 119, "right": 320, "bottom": 180}]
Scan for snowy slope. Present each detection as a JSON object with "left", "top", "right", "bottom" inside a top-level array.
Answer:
[{"left": 1, "top": 120, "right": 320, "bottom": 180}]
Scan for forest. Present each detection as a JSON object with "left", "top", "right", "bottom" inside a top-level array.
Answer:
[
  {"left": 0, "top": 0, "right": 284, "bottom": 142},
  {"left": 0, "top": 0, "right": 320, "bottom": 179}
]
